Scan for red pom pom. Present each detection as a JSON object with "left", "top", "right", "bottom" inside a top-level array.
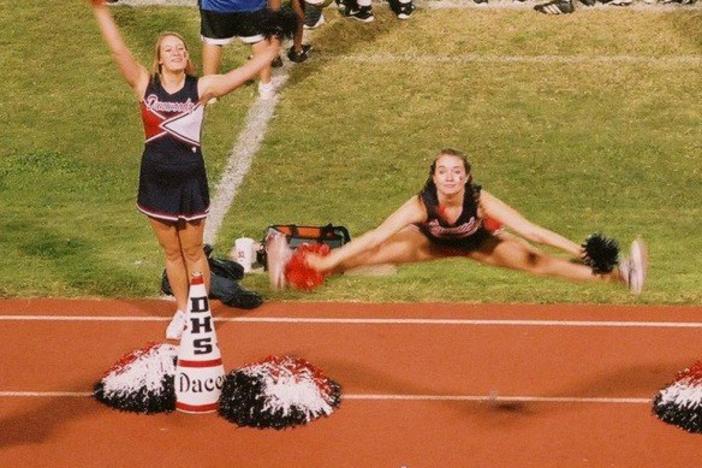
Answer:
[
  {"left": 483, "top": 217, "right": 503, "bottom": 233},
  {"left": 284, "top": 243, "right": 330, "bottom": 291}
]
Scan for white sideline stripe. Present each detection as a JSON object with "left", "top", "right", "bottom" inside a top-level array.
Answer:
[
  {"left": 337, "top": 52, "right": 702, "bottom": 66},
  {"left": 2, "top": 315, "right": 702, "bottom": 328},
  {"left": 0, "top": 391, "right": 650, "bottom": 404},
  {"left": 203, "top": 72, "right": 290, "bottom": 244}
]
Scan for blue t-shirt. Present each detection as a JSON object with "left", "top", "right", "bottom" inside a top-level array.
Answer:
[{"left": 200, "top": 0, "right": 266, "bottom": 12}]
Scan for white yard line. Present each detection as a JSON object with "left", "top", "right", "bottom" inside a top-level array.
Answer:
[
  {"left": 337, "top": 52, "right": 702, "bottom": 66},
  {"left": 3, "top": 314, "right": 702, "bottom": 328},
  {"left": 203, "top": 72, "right": 290, "bottom": 244},
  {"left": 0, "top": 390, "right": 651, "bottom": 403}
]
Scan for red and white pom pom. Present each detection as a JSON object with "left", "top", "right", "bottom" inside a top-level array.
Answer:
[
  {"left": 653, "top": 361, "right": 702, "bottom": 433},
  {"left": 93, "top": 342, "right": 177, "bottom": 414},
  {"left": 284, "top": 243, "right": 331, "bottom": 291},
  {"left": 218, "top": 355, "right": 342, "bottom": 429}
]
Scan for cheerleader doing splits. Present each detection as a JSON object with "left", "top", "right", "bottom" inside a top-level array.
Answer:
[
  {"left": 90, "top": 0, "right": 279, "bottom": 339},
  {"left": 271, "top": 148, "right": 647, "bottom": 294}
]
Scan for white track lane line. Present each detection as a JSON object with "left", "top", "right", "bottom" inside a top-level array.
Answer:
[
  {"left": 1, "top": 314, "right": 702, "bottom": 328},
  {"left": 203, "top": 72, "right": 289, "bottom": 244},
  {"left": 0, "top": 391, "right": 651, "bottom": 403}
]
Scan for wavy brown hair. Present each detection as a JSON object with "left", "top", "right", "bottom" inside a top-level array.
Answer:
[{"left": 420, "top": 148, "right": 473, "bottom": 195}]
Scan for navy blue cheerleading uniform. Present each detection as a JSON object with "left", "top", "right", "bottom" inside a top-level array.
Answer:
[
  {"left": 415, "top": 183, "right": 491, "bottom": 250},
  {"left": 137, "top": 75, "right": 209, "bottom": 222}
]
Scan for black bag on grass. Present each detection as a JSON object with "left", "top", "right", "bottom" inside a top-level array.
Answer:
[{"left": 161, "top": 245, "right": 263, "bottom": 310}]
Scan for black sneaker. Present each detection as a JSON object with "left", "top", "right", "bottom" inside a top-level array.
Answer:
[
  {"left": 287, "top": 44, "right": 312, "bottom": 63},
  {"left": 346, "top": 2, "right": 375, "bottom": 22},
  {"left": 351, "top": 5, "right": 375, "bottom": 21},
  {"left": 534, "top": 0, "right": 574, "bottom": 14},
  {"left": 389, "top": 0, "right": 416, "bottom": 19}
]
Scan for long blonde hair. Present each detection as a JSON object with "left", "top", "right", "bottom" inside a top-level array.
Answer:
[{"left": 151, "top": 32, "right": 196, "bottom": 78}]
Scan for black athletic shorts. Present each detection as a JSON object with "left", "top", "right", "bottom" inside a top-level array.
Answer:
[
  {"left": 418, "top": 226, "right": 493, "bottom": 253},
  {"left": 200, "top": 8, "right": 268, "bottom": 44}
]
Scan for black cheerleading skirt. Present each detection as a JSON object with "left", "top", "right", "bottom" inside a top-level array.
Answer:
[{"left": 136, "top": 152, "right": 210, "bottom": 222}]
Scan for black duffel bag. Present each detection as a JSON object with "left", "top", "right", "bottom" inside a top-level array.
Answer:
[{"left": 161, "top": 245, "right": 263, "bottom": 310}]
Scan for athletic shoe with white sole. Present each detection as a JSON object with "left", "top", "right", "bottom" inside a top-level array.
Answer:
[
  {"left": 534, "top": 0, "right": 575, "bottom": 14},
  {"left": 287, "top": 44, "right": 312, "bottom": 63},
  {"left": 266, "top": 232, "right": 293, "bottom": 290},
  {"left": 343, "top": 0, "right": 375, "bottom": 22},
  {"left": 165, "top": 310, "right": 186, "bottom": 340},
  {"left": 627, "top": 238, "right": 648, "bottom": 295},
  {"left": 304, "top": 5, "right": 326, "bottom": 29},
  {"left": 389, "top": 0, "right": 416, "bottom": 19}
]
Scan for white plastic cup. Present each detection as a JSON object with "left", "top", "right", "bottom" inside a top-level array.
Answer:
[{"left": 234, "top": 237, "right": 256, "bottom": 273}]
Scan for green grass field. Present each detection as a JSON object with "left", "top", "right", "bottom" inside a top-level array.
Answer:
[{"left": 1, "top": 1, "right": 700, "bottom": 303}]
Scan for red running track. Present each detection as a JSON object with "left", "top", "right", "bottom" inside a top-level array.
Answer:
[{"left": 1, "top": 299, "right": 701, "bottom": 467}]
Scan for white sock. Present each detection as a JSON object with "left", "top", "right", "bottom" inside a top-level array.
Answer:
[
  {"left": 399, "top": 0, "right": 411, "bottom": 3},
  {"left": 357, "top": 0, "right": 372, "bottom": 6}
]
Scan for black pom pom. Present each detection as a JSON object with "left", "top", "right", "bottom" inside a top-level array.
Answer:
[
  {"left": 653, "top": 396, "right": 702, "bottom": 434},
  {"left": 259, "top": 6, "right": 298, "bottom": 40},
  {"left": 218, "top": 355, "right": 342, "bottom": 429},
  {"left": 581, "top": 233, "right": 620, "bottom": 274}
]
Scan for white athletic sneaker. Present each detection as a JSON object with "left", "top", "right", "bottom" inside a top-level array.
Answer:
[
  {"left": 266, "top": 232, "right": 292, "bottom": 290},
  {"left": 627, "top": 239, "right": 648, "bottom": 295},
  {"left": 165, "top": 310, "right": 186, "bottom": 340}
]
